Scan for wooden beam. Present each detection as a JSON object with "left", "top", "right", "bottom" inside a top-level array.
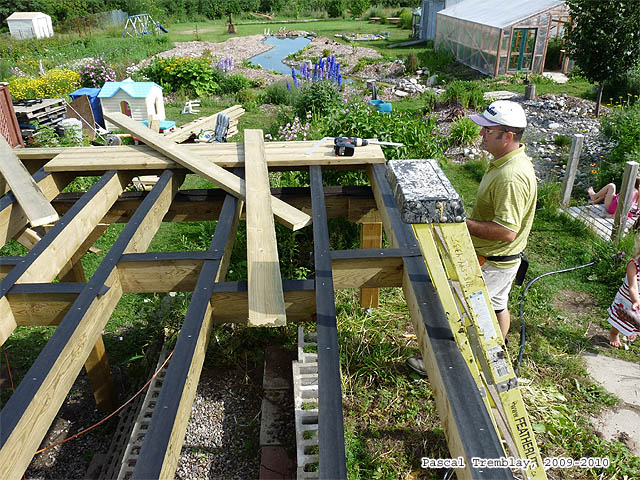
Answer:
[
  {"left": 0, "top": 297, "right": 17, "bottom": 347},
  {"left": 51, "top": 186, "right": 378, "bottom": 224},
  {"left": 359, "top": 222, "right": 383, "bottom": 308},
  {"left": 0, "top": 170, "right": 72, "bottom": 248},
  {"left": 0, "top": 170, "right": 182, "bottom": 479},
  {"left": 38, "top": 142, "right": 386, "bottom": 172},
  {"left": 309, "top": 166, "right": 347, "bottom": 478},
  {"left": 132, "top": 180, "right": 243, "bottom": 480},
  {"left": 0, "top": 136, "right": 59, "bottom": 227},
  {"left": 103, "top": 112, "right": 311, "bottom": 231},
  {"left": 15, "top": 172, "right": 130, "bottom": 284},
  {"left": 15, "top": 227, "right": 41, "bottom": 250},
  {"left": 67, "top": 263, "right": 116, "bottom": 413},
  {"left": 244, "top": 130, "right": 286, "bottom": 326}
]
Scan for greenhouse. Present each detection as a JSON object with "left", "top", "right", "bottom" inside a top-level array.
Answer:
[{"left": 434, "top": 0, "right": 569, "bottom": 77}]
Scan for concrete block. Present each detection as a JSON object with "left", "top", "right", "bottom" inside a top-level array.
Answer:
[{"left": 386, "top": 159, "right": 465, "bottom": 224}]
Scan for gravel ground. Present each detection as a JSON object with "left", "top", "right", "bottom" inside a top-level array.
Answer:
[{"left": 175, "top": 368, "right": 263, "bottom": 479}]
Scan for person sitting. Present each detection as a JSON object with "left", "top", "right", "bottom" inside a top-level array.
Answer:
[{"left": 587, "top": 177, "right": 640, "bottom": 217}]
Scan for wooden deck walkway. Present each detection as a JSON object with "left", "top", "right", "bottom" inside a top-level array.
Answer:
[{"left": 560, "top": 204, "right": 637, "bottom": 241}]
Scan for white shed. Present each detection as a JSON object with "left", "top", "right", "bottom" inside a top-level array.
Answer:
[
  {"left": 98, "top": 79, "right": 165, "bottom": 131},
  {"left": 6, "top": 12, "right": 53, "bottom": 40}
]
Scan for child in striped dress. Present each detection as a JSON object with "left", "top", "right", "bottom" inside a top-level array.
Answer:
[{"left": 608, "top": 237, "right": 640, "bottom": 348}]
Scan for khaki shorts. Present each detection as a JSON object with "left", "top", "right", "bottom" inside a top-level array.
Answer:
[{"left": 481, "top": 261, "right": 520, "bottom": 311}]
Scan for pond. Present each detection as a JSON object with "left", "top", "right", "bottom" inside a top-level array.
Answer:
[{"left": 248, "top": 36, "right": 312, "bottom": 75}]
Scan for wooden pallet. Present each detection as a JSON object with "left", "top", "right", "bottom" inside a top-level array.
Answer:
[{"left": 13, "top": 98, "right": 65, "bottom": 118}]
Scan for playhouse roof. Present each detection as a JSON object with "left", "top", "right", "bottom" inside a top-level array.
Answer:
[
  {"left": 7, "top": 12, "right": 50, "bottom": 20},
  {"left": 438, "top": 0, "right": 564, "bottom": 29},
  {"left": 98, "top": 80, "right": 161, "bottom": 99}
]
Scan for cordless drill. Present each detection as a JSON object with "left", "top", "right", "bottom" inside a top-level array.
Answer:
[
  {"left": 333, "top": 137, "right": 358, "bottom": 157},
  {"left": 333, "top": 137, "right": 403, "bottom": 156}
]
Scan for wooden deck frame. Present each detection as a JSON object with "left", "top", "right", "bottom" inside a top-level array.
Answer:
[
  {"left": 0, "top": 169, "right": 183, "bottom": 478},
  {"left": 0, "top": 144, "right": 517, "bottom": 480}
]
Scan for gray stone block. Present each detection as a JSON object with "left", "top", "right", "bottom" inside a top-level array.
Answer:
[{"left": 386, "top": 159, "right": 465, "bottom": 224}]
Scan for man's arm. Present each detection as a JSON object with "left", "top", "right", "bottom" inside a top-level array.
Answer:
[{"left": 466, "top": 219, "right": 516, "bottom": 242}]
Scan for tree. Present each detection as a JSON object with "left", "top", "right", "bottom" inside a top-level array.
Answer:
[
  {"left": 565, "top": 0, "right": 640, "bottom": 117},
  {"left": 349, "top": 0, "right": 369, "bottom": 19}
]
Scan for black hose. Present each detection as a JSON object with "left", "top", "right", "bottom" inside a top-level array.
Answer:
[{"left": 514, "top": 260, "right": 597, "bottom": 376}]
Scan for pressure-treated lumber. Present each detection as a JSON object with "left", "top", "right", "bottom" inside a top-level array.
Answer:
[
  {"left": 50, "top": 185, "right": 378, "bottom": 225},
  {"left": 0, "top": 170, "right": 72, "bottom": 247},
  {"left": 103, "top": 112, "right": 311, "bottom": 231},
  {"left": 40, "top": 141, "right": 385, "bottom": 172},
  {"left": 359, "top": 222, "right": 383, "bottom": 308},
  {"left": 0, "top": 135, "right": 59, "bottom": 227},
  {"left": 132, "top": 180, "right": 243, "bottom": 480},
  {"left": 0, "top": 170, "right": 182, "bottom": 480},
  {"left": 244, "top": 129, "right": 286, "bottom": 326},
  {"left": 15, "top": 173, "right": 130, "bottom": 284}
]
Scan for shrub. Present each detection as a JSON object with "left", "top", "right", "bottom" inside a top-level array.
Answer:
[
  {"left": 449, "top": 116, "right": 480, "bottom": 146},
  {"left": 366, "top": 6, "right": 383, "bottom": 19},
  {"left": 603, "top": 66, "right": 640, "bottom": 106},
  {"left": 264, "top": 80, "right": 297, "bottom": 105},
  {"left": 406, "top": 52, "right": 418, "bottom": 74},
  {"left": 220, "top": 73, "right": 250, "bottom": 94},
  {"left": 235, "top": 89, "right": 260, "bottom": 111},
  {"left": 349, "top": 0, "right": 369, "bottom": 18},
  {"left": 443, "top": 80, "right": 485, "bottom": 110},
  {"left": 599, "top": 103, "right": 640, "bottom": 187},
  {"left": 317, "top": 100, "right": 448, "bottom": 161},
  {"left": 140, "top": 57, "right": 222, "bottom": 96},
  {"left": 420, "top": 89, "right": 440, "bottom": 112},
  {"left": 399, "top": 9, "right": 413, "bottom": 29},
  {"left": 553, "top": 134, "right": 572, "bottom": 148},
  {"left": 80, "top": 57, "right": 117, "bottom": 88},
  {"left": 327, "top": 0, "right": 345, "bottom": 17},
  {"left": 9, "top": 69, "right": 81, "bottom": 100},
  {"left": 295, "top": 81, "right": 343, "bottom": 118}
]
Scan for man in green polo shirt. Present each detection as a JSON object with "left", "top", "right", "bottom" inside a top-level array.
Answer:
[
  {"left": 466, "top": 100, "right": 537, "bottom": 339},
  {"left": 407, "top": 100, "right": 536, "bottom": 376}
]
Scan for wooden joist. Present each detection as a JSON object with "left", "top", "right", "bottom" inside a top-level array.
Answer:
[
  {"left": 244, "top": 129, "right": 286, "bottom": 326},
  {"left": 38, "top": 142, "right": 386, "bottom": 172},
  {"left": 103, "top": 112, "right": 311, "bottom": 231},
  {"left": 0, "top": 136, "right": 59, "bottom": 227},
  {"left": 131, "top": 178, "right": 243, "bottom": 480}
]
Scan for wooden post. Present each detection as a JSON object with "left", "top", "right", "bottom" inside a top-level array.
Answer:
[
  {"left": 560, "top": 133, "right": 584, "bottom": 207},
  {"left": 612, "top": 160, "right": 639, "bottom": 241},
  {"left": 524, "top": 84, "right": 536, "bottom": 100},
  {"left": 359, "top": 220, "right": 383, "bottom": 309}
]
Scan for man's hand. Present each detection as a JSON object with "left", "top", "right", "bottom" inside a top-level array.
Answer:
[{"left": 466, "top": 219, "right": 516, "bottom": 242}]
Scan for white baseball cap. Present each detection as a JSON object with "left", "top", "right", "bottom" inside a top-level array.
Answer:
[{"left": 469, "top": 100, "right": 527, "bottom": 129}]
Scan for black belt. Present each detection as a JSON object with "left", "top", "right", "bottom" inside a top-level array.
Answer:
[{"left": 486, "top": 253, "right": 523, "bottom": 262}]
